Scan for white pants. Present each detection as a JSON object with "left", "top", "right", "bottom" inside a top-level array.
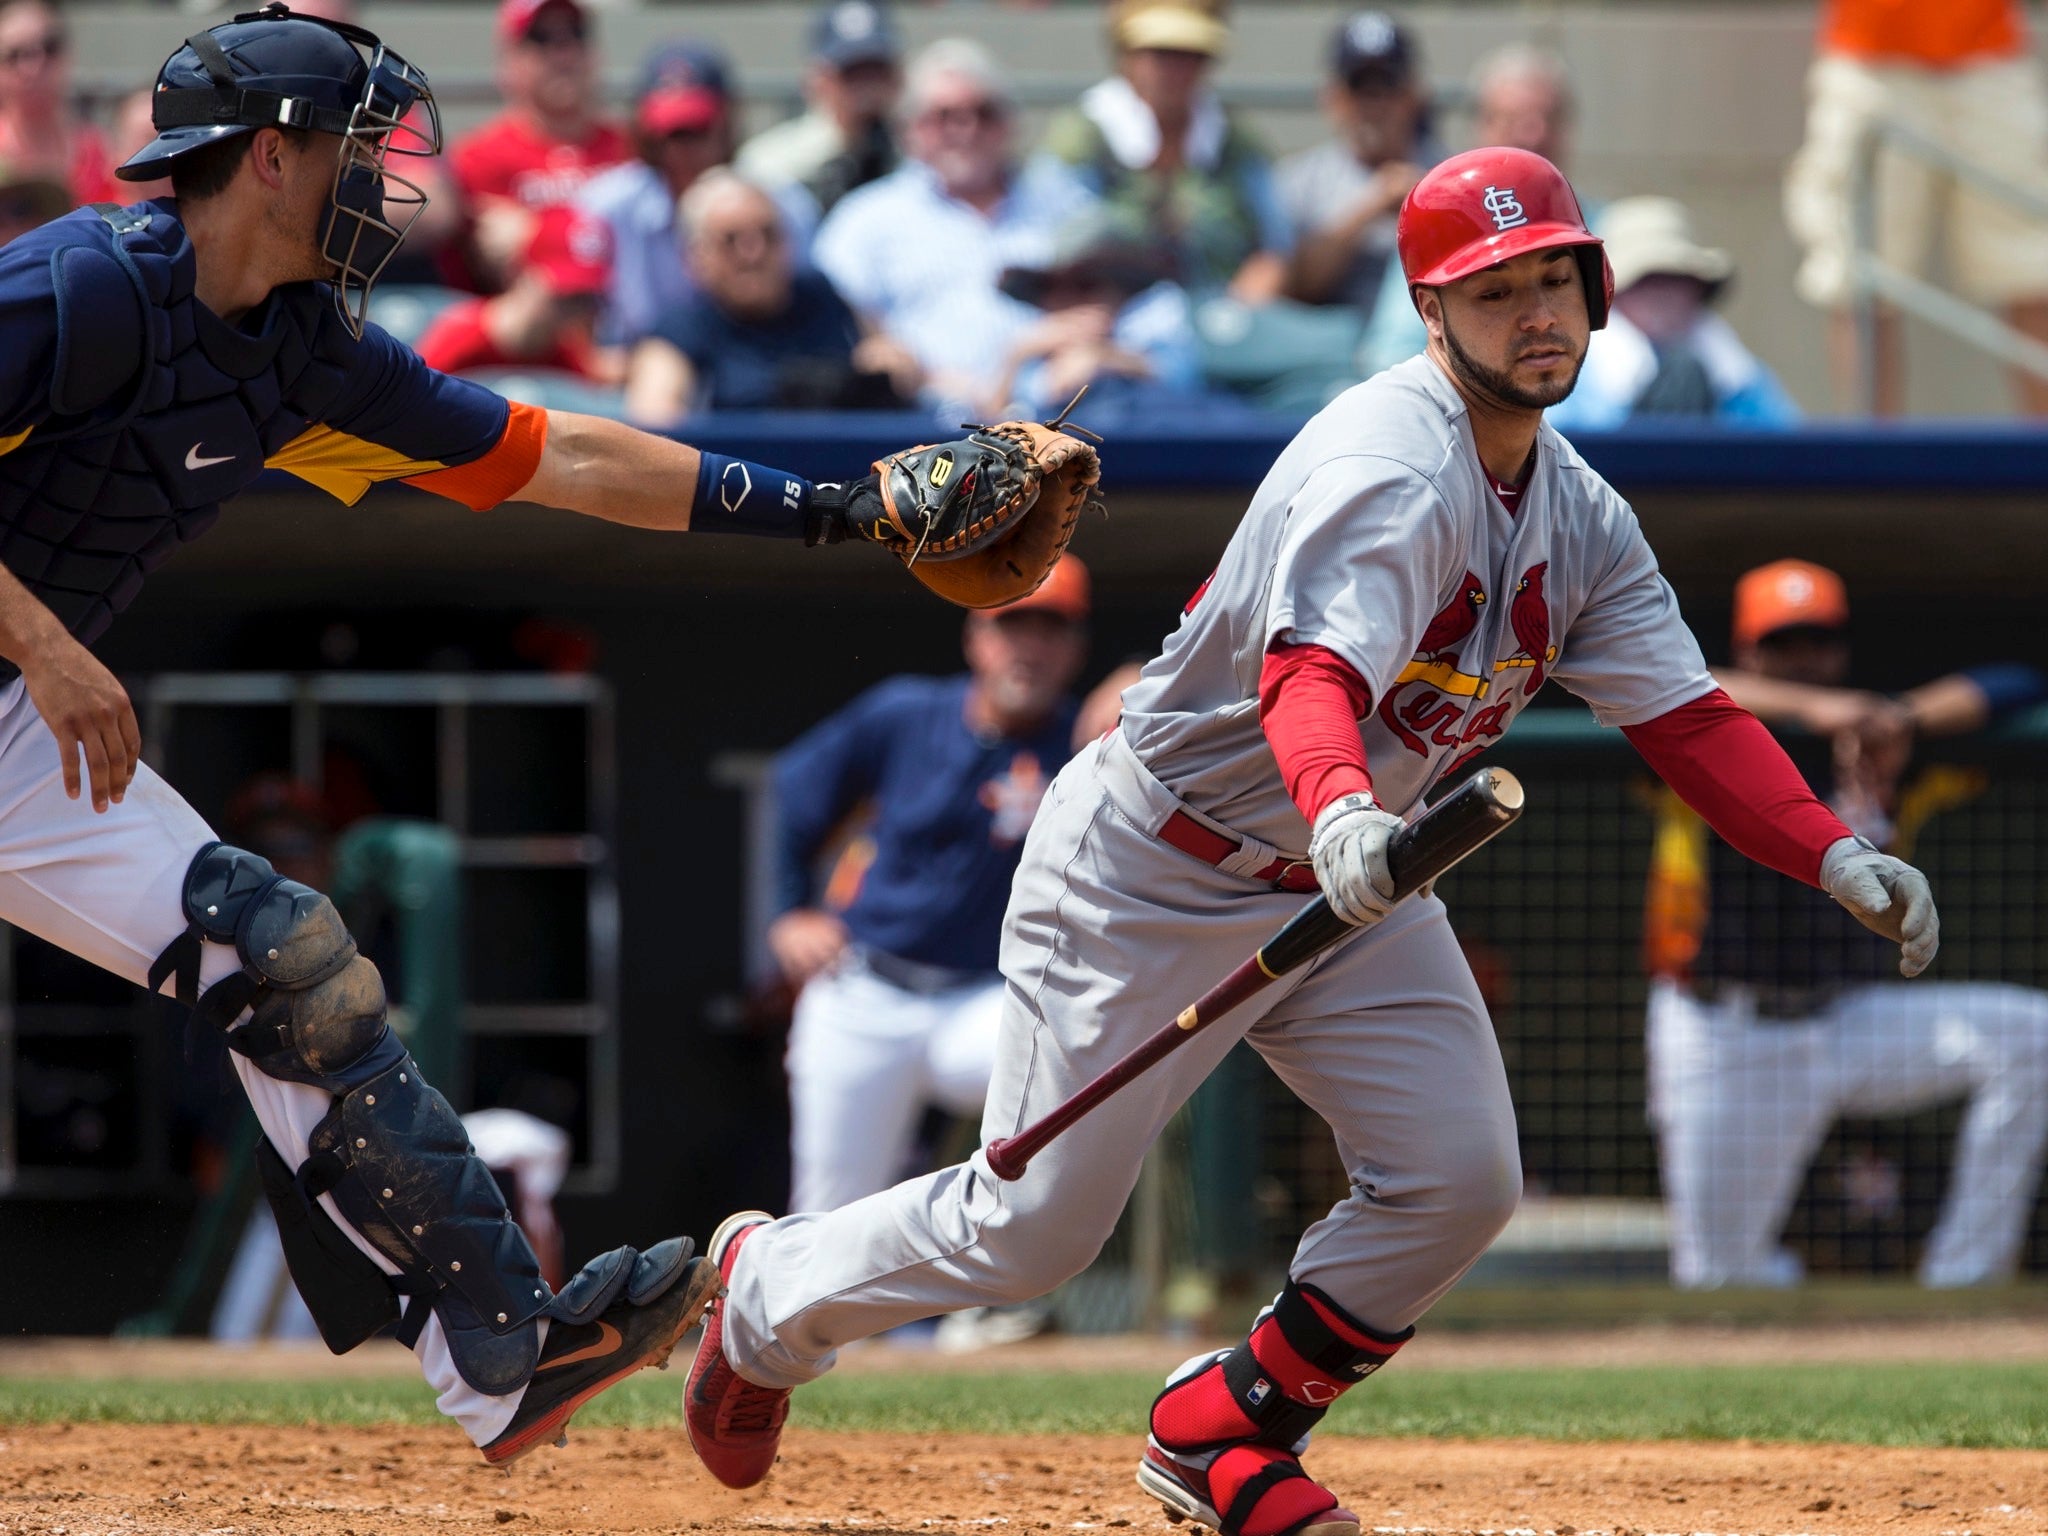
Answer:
[
  {"left": 1648, "top": 976, "right": 2048, "bottom": 1289},
  {"left": 0, "top": 680, "right": 517, "bottom": 1444},
  {"left": 723, "top": 733, "right": 1521, "bottom": 1390},
  {"left": 786, "top": 955, "right": 1002, "bottom": 1213}
]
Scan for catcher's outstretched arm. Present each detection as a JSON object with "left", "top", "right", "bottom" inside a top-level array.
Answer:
[
  {"left": 511, "top": 410, "right": 818, "bottom": 538},
  {"left": 508, "top": 409, "right": 1102, "bottom": 610}
]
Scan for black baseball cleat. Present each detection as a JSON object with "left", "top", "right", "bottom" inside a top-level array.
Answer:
[{"left": 481, "top": 1238, "right": 723, "bottom": 1467}]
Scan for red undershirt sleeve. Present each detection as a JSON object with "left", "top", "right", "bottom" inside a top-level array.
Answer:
[
  {"left": 1259, "top": 641, "right": 1375, "bottom": 823},
  {"left": 1620, "top": 687, "right": 1851, "bottom": 888}
]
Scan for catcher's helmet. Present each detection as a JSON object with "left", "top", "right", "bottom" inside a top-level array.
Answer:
[
  {"left": 1396, "top": 146, "right": 1612, "bottom": 329},
  {"left": 118, "top": 3, "right": 440, "bottom": 338}
]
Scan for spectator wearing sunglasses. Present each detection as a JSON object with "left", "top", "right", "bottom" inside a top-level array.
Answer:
[
  {"left": 0, "top": 0, "right": 111, "bottom": 206},
  {"left": 811, "top": 39, "right": 1094, "bottom": 417},
  {"left": 577, "top": 41, "right": 753, "bottom": 346},
  {"left": 624, "top": 169, "right": 918, "bottom": 425},
  {"left": 449, "top": 0, "right": 630, "bottom": 290}
]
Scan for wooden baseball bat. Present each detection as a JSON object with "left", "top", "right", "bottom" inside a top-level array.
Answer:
[{"left": 983, "top": 767, "right": 1525, "bottom": 1181}]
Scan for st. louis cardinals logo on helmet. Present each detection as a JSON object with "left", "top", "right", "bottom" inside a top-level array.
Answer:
[{"left": 1482, "top": 185, "right": 1528, "bottom": 232}]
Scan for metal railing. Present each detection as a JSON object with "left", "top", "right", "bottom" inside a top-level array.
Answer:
[{"left": 1847, "top": 117, "right": 2048, "bottom": 414}]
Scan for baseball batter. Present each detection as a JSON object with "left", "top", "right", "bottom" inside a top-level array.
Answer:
[
  {"left": 4, "top": 3, "right": 1067, "bottom": 1470},
  {"left": 684, "top": 148, "right": 1939, "bottom": 1533}
]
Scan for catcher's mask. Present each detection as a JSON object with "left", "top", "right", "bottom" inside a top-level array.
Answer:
[{"left": 119, "top": 2, "right": 441, "bottom": 339}]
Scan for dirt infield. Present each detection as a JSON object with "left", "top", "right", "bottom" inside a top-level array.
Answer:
[
  {"left": 2, "top": 1422, "right": 2042, "bottom": 1536},
  {"left": 5, "top": 1335, "right": 2047, "bottom": 1536}
]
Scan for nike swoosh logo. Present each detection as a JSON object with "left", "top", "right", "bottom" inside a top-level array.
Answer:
[
  {"left": 539, "top": 1319, "right": 622, "bottom": 1371},
  {"left": 185, "top": 444, "right": 234, "bottom": 470}
]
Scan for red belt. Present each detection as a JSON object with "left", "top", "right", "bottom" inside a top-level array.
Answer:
[{"left": 1158, "top": 810, "right": 1320, "bottom": 893}]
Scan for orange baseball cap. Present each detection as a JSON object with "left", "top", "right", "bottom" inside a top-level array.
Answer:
[
  {"left": 1732, "top": 559, "right": 1849, "bottom": 648},
  {"left": 993, "top": 555, "right": 1090, "bottom": 622}
]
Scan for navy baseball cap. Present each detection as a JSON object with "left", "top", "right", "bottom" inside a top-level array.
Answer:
[
  {"left": 810, "top": 1, "right": 898, "bottom": 69},
  {"left": 636, "top": 41, "right": 730, "bottom": 135},
  {"left": 1331, "top": 10, "right": 1416, "bottom": 87}
]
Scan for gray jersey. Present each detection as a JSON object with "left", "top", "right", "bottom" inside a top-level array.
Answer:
[{"left": 1120, "top": 353, "right": 1715, "bottom": 851}]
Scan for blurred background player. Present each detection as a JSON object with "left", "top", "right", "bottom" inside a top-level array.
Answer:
[
  {"left": 737, "top": 0, "right": 903, "bottom": 222},
  {"left": 1783, "top": 0, "right": 2048, "bottom": 416},
  {"left": 1550, "top": 196, "right": 1798, "bottom": 432},
  {"left": 767, "top": 557, "right": 1091, "bottom": 1249},
  {"left": 1645, "top": 559, "right": 2048, "bottom": 1289}
]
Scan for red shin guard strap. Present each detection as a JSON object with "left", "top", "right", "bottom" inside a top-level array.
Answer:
[
  {"left": 1248, "top": 1281, "right": 1412, "bottom": 1405},
  {"left": 1212, "top": 1445, "right": 1340, "bottom": 1536}
]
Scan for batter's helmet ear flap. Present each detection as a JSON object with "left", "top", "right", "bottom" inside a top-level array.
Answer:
[{"left": 1578, "top": 246, "right": 1613, "bottom": 330}]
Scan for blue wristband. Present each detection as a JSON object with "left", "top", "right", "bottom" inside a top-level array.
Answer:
[
  {"left": 691, "top": 453, "right": 816, "bottom": 539},
  {"left": 1959, "top": 662, "right": 2048, "bottom": 717}
]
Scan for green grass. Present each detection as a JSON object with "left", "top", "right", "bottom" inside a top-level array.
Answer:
[{"left": 4, "top": 1362, "right": 2046, "bottom": 1448}]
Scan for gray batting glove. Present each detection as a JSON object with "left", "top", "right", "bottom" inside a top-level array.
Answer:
[
  {"left": 1309, "top": 792, "right": 1404, "bottom": 928},
  {"left": 1819, "top": 834, "right": 1940, "bottom": 977}
]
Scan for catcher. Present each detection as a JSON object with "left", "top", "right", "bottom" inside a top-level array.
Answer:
[{"left": 0, "top": 3, "right": 1096, "bottom": 1469}]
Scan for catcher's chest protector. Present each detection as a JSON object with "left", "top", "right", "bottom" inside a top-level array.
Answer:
[{"left": 0, "top": 203, "right": 355, "bottom": 673}]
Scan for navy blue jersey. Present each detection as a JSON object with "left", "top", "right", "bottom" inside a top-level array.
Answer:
[
  {"left": 772, "top": 674, "right": 1080, "bottom": 972},
  {"left": 0, "top": 200, "right": 542, "bottom": 660}
]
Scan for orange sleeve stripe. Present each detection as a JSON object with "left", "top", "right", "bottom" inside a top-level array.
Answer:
[{"left": 402, "top": 401, "right": 547, "bottom": 512}]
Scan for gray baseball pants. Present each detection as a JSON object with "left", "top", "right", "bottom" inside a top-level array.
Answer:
[{"left": 722, "top": 732, "right": 1520, "bottom": 1389}]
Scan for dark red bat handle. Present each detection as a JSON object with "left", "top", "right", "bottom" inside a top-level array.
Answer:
[{"left": 984, "top": 767, "right": 1525, "bottom": 1181}]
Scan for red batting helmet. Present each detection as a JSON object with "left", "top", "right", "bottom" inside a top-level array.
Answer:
[{"left": 1397, "top": 146, "right": 1612, "bottom": 328}]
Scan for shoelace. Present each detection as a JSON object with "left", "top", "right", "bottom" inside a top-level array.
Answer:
[{"left": 715, "top": 1363, "right": 789, "bottom": 1434}]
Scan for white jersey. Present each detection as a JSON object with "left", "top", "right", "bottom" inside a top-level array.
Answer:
[{"left": 1119, "top": 353, "right": 1715, "bottom": 850}]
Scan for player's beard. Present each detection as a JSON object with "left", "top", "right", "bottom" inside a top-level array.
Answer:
[{"left": 1442, "top": 317, "right": 1585, "bottom": 411}]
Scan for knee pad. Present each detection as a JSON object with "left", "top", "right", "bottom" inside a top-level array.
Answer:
[
  {"left": 1150, "top": 1280, "right": 1411, "bottom": 1454},
  {"left": 154, "top": 842, "right": 550, "bottom": 1394}
]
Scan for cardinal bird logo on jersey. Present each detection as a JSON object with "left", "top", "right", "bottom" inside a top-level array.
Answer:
[
  {"left": 1378, "top": 573, "right": 1493, "bottom": 754},
  {"left": 1499, "top": 561, "right": 1556, "bottom": 696},
  {"left": 1418, "top": 571, "right": 1488, "bottom": 657}
]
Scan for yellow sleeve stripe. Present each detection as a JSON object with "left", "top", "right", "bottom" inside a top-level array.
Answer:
[
  {"left": 264, "top": 424, "right": 451, "bottom": 506},
  {"left": 0, "top": 426, "right": 33, "bottom": 458}
]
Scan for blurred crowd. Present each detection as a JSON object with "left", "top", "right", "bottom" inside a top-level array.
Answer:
[{"left": 7, "top": 0, "right": 2046, "bottom": 420}]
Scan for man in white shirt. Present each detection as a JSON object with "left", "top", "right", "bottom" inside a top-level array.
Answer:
[{"left": 811, "top": 38, "right": 1095, "bottom": 417}]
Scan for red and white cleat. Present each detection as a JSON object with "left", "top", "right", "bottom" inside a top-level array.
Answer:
[{"left": 683, "top": 1211, "right": 792, "bottom": 1489}]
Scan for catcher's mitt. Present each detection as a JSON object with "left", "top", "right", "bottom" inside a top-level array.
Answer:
[{"left": 810, "top": 403, "right": 1104, "bottom": 609}]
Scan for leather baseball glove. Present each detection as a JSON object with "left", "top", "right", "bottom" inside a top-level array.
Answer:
[{"left": 809, "top": 405, "right": 1103, "bottom": 609}]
